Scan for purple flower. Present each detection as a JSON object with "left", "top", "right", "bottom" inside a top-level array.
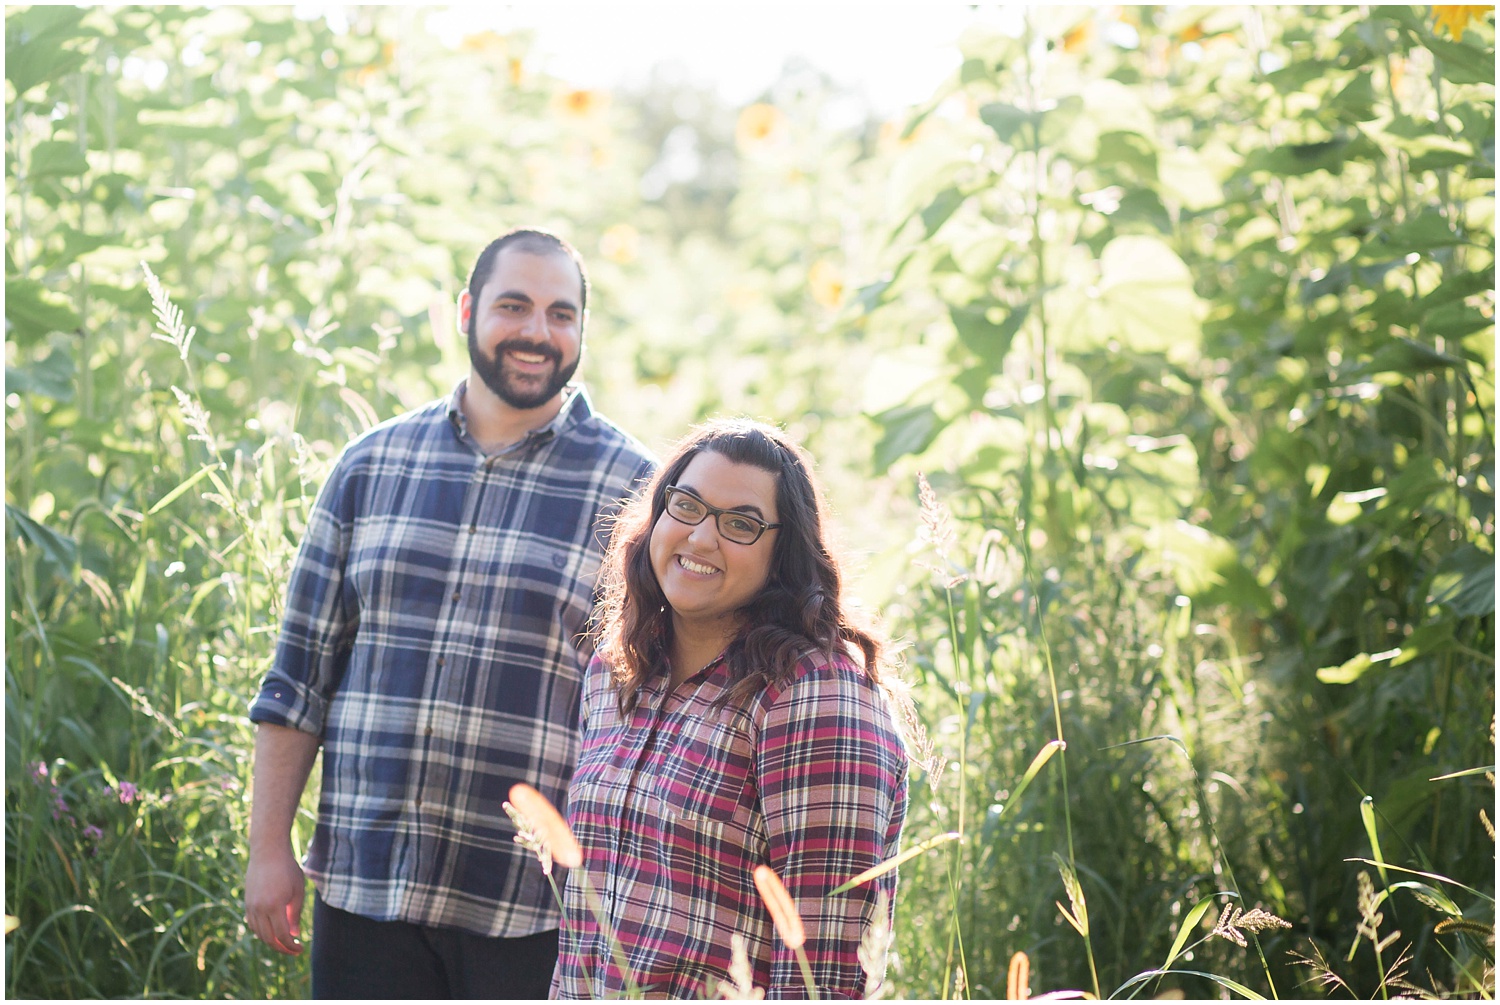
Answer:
[
  {"left": 82, "top": 824, "right": 103, "bottom": 841},
  {"left": 116, "top": 781, "right": 138, "bottom": 804},
  {"left": 29, "top": 761, "right": 49, "bottom": 784}
]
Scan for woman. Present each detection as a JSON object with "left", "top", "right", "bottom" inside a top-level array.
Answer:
[{"left": 551, "top": 419, "right": 910, "bottom": 999}]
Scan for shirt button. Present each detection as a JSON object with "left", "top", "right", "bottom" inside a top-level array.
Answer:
[
  {"left": 468, "top": 526, "right": 477, "bottom": 534},
  {"left": 437, "top": 657, "right": 446, "bottom": 667},
  {"left": 424, "top": 726, "right": 433, "bottom": 736},
  {"left": 452, "top": 591, "right": 461, "bottom": 602}
]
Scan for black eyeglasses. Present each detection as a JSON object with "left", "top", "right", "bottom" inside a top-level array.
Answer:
[{"left": 663, "top": 486, "right": 780, "bottom": 545}]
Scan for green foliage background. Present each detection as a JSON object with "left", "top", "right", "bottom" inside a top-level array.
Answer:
[{"left": 6, "top": 5, "right": 1494, "bottom": 999}]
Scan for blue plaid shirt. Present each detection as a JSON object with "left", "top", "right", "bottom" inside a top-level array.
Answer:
[{"left": 249, "top": 382, "right": 654, "bottom": 937}]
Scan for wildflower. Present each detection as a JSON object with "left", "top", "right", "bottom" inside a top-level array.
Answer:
[
  {"left": 735, "top": 103, "right": 787, "bottom": 151},
  {"left": 82, "top": 824, "right": 103, "bottom": 841},
  {"left": 505, "top": 783, "right": 582, "bottom": 870},
  {"left": 554, "top": 89, "right": 609, "bottom": 120},
  {"left": 1061, "top": 18, "right": 1094, "bottom": 53},
  {"left": 29, "top": 761, "right": 49, "bottom": 784},
  {"left": 117, "top": 781, "right": 139, "bottom": 804},
  {"left": 1432, "top": 5, "right": 1491, "bottom": 41},
  {"left": 752, "top": 865, "right": 805, "bottom": 950},
  {"left": 459, "top": 30, "right": 507, "bottom": 55},
  {"left": 52, "top": 796, "right": 73, "bottom": 824},
  {"left": 807, "top": 260, "right": 844, "bottom": 309}
]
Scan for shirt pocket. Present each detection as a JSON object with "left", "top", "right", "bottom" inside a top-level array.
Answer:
[{"left": 657, "top": 708, "right": 755, "bottom": 827}]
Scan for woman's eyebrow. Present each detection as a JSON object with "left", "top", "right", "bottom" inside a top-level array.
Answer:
[{"left": 677, "top": 483, "right": 768, "bottom": 518}]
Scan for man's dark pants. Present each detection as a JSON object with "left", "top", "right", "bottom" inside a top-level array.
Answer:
[{"left": 311, "top": 892, "right": 558, "bottom": 999}]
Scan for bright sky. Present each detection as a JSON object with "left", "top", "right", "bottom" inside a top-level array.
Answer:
[{"left": 428, "top": 5, "right": 984, "bottom": 114}]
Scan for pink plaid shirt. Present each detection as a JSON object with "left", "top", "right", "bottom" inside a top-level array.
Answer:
[{"left": 551, "top": 648, "right": 908, "bottom": 999}]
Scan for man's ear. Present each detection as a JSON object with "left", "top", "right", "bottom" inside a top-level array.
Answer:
[{"left": 457, "top": 289, "right": 473, "bottom": 336}]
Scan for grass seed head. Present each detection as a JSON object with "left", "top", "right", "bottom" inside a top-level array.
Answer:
[
  {"left": 753, "top": 864, "right": 805, "bottom": 949},
  {"left": 506, "top": 783, "right": 582, "bottom": 870},
  {"left": 1006, "top": 950, "right": 1031, "bottom": 1000},
  {"left": 717, "top": 933, "right": 765, "bottom": 1000}
]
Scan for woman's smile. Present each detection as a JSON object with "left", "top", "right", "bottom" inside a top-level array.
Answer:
[{"left": 649, "top": 451, "right": 779, "bottom": 636}]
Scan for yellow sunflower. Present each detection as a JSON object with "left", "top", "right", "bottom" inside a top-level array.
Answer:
[{"left": 1432, "top": 5, "right": 1492, "bottom": 41}]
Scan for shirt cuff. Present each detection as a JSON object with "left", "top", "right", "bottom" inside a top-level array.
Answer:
[{"left": 248, "top": 676, "right": 326, "bottom": 736}]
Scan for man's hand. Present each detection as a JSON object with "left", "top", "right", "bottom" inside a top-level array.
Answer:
[
  {"left": 245, "top": 847, "right": 306, "bottom": 955},
  {"left": 245, "top": 722, "right": 321, "bottom": 956}
]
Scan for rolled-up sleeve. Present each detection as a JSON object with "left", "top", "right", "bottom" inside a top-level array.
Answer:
[
  {"left": 756, "top": 662, "right": 908, "bottom": 999},
  {"left": 248, "top": 461, "right": 356, "bottom": 736}
]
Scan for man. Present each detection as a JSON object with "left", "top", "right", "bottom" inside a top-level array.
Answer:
[{"left": 245, "top": 229, "right": 655, "bottom": 998}]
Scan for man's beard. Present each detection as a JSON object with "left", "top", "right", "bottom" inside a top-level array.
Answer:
[{"left": 468, "top": 329, "right": 580, "bottom": 410}]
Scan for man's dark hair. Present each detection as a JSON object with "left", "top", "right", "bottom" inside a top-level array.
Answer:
[{"left": 466, "top": 228, "right": 589, "bottom": 317}]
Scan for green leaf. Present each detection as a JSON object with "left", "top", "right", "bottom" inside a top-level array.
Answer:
[
  {"left": 950, "top": 301, "right": 1027, "bottom": 369},
  {"left": 1251, "top": 137, "right": 1352, "bottom": 177},
  {"left": 1158, "top": 146, "right": 1223, "bottom": 210},
  {"left": 1162, "top": 897, "right": 1217, "bottom": 972},
  {"left": 870, "top": 403, "right": 947, "bottom": 471},
  {"left": 1389, "top": 881, "right": 1461, "bottom": 917},
  {"left": 5, "top": 6, "right": 91, "bottom": 97},
  {"left": 853, "top": 279, "right": 893, "bottom": 315},
  {"left": 1363, "top": 336, "right": 1465, "bottom": 376},
  {"left": 1392, "top": 619, "right": 1455, "bottom": 666},
  {"left": 921, "top": 187, "right": 966, "bottom": 238},
  {"left": 5, "top": 277, "right": 80, "bottom": 344},
  {"left": 1317, "top": 652, "right": 1374, "bottom": 685},
  {"left": 5, "top": 345, "right": 75, "bottom": 402},
  {"left": 1425, "top": 36, "right": 1495, "bottom": 86},
  {"left": 1423, "top": 302, "right": 1494, "bottom": 340},
  {"left": 1427, "top": 545, "right": 1495, "bottom": 616},
  {"left": 146, "top": 463, "right": 222, "bottom": 516},
  {"left": 828, "top": 831, "right": 961, "bottom": 895},
  {"left": 1429, "top": 765, "right": 1496, "bottom": 782},
  {"left": 1114, "top": 969, "right": 1266, "bottom": 1000},
  {"left": 27, "top": 140, "right": 89, "bottom": 178},
  {"left": 1344, "top": 858, "right": 1494, "bottom": 903},
  {"left": 5, "top": 503, "right": 79, "bottom": 577},
  {"left": 1096, "top": 236, "right": 1205, "bottom": 351},
  {"left": 1331, "top": 71, "right": 1378, "bottom": 122},
  {"left": 1370, "top": 211, "right": 1465, "bottom": 255},
  {"left": 1360, "top": 795, "right": 1389, "bottom": 886},
  {"left": 1151, "top": 521, "right": 1273, "bottom": 614},
  {"left": 979, "top": 102, "right": 1039, "bottom": 146}
]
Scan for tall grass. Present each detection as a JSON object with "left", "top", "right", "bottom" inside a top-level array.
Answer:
[
  {"left": 5, "top": 268, "right": 321, "bottom": 998},
  {"left": 884, "top": 471, "right": 1494, "bottom": 1000}
]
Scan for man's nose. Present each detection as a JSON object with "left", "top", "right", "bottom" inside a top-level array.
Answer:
[{"left": 520, "top": 310, "right": 547, "bottom": 339}]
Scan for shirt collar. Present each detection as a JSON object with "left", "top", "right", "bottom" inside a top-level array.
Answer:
[{"left": 445, "top": 380, "right": 593, "bottom": 446}]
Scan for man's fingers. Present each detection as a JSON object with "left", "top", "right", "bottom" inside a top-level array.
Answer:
[{"left": 249, "top": 907, "right": 302, "bottom": 956}]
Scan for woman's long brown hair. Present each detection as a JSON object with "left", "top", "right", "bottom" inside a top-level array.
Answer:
[{"left": 594, "top": 418, "right": 891, "bottom": 715}]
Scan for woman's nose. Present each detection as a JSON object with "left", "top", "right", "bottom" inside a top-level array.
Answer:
[{"left": 687, "top": 516, "right": 720, "bottom": 546}]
